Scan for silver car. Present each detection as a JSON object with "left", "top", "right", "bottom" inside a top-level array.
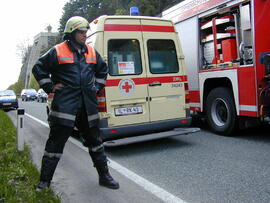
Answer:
[{"left": 37, "top": 89, "right": 48, "bottom": 103}]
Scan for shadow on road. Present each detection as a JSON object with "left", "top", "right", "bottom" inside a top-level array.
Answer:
[
  {"left": 233, "top": 124, "right": 270, "bottom": 143},
  {"left": 191, "top": 115, "right": 270, "bottom": 143},
  {"left": 105, "top": 135, "right": 194, "bottom": 156}
]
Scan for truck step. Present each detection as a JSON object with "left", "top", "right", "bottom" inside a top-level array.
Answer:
[{"left": 103, "top": 127, "right": 200, "bottom": 147}]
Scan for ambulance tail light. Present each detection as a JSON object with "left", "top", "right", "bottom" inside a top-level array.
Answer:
[
  {"left": 97, "top": 89, "right": 107, "bottom": 112},
  {"left": 109, "top": 129, "right": 118, "bottom": 133},
  {"left": 180, "top": 119, "right": 188, "bottom": 124},
  {"left": 48, "top": 93, "right": 54, "bottom": 99},
  {"left": 184, "top": 82, "right": 190, "bottom": 104}
]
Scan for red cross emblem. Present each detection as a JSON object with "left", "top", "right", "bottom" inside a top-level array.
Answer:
[
  {"left": 119, "top": 79, "right": 135, "bottom": 96},
  {"left": 122, "top": 81, "right": 132, "bottom": 93}
]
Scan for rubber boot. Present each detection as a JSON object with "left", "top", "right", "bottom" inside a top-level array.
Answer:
[
  {"left": 36, "top": 181, "right": 51, "bottom": 192},
  {"left": 89, "top": 149, "right": 119, "bottom": 189},
  {"left": 36, "top": 155, "right": 60, "bottom": 192},
  {"left": 96, "top": 163, "right": 120, "bottom": 189}
]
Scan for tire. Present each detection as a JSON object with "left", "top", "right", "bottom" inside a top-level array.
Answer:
[{"left": 206, "top": 87, "right": 237, "bottom": 136}]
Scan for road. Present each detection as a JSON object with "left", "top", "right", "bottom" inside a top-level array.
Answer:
[{"left": 7, "top": 99, "right": 270, "bottom": 203}]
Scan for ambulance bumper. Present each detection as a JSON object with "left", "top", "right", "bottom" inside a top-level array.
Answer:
[{"left": 99, "top": 117, "right": 192, "bottom": 141}]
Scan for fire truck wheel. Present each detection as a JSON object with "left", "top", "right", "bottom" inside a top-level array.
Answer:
[{"left": 206, "top": 87, "right": 237, "bottom": 136}]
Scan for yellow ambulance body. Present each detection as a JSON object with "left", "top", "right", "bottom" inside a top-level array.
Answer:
[{"left": 86, "top": 15, "right": 190, "bottom": 141}]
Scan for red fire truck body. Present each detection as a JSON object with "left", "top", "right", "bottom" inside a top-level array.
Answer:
[{"left": 163, "top": 0, "right": 270, "bottom": 135}]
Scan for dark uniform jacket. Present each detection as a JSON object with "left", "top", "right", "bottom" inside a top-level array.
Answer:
[{"left": 32, "top": 41, "right": 108, "bottom": 127}]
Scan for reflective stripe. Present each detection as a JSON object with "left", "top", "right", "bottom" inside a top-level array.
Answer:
[
  {"left": 44, "top": 151, "right": 62, "bottom": 158},
  {"left": 239, "top": 105, "right": 257, "bottom": 112},
  {"left": 86, "top": 57, "right": 96, "bottom": 62},
  {"left": 59, "top": 57, "right": 73, "bottom": 61},
  {"left": 55, "top": 42, "right": 97, "bottom": 64},
  {"left": 96, "top": 78, "right": 106, "bottom": 85},
  {"left": 39, "top": 78, "right": 52, "bottom": 86},
  {"left": 50, "top": 111, "right": 76, "bottom": 121},
  {"left": 88, "top": 77, "right": 95, "bottom": 85},
  {"left": 55, "top": 42, "right": 74, "bottom": 64},
  {"left": 189, "top": 102, "right": 200, "bottom": 107},
  {"left": 97, "top": 97, "right": 105, "bottom": 102},
  {"left": 89, "top": 144, "right": 104, "bottom": 152},
  {"left": 73, "top": 21, "right": 83, "bottom": 28},
  {"left": 85, "top": 45, "right": 97, "bottom": 64},
  {"left": 88, "top": 113, "right": 99, "bottom": 121}
]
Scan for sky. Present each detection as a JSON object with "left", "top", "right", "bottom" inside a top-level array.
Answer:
[{"left": 0, "top": 0, "right": 68, "bottom": 90}]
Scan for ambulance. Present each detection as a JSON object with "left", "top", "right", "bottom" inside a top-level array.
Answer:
[{"left": 86, "top": 14, "right": 192, "bottom": 141}]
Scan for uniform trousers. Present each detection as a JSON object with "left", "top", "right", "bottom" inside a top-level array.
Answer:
[{"left": 40, "top": 106, "right": 106, "bottom": 182}]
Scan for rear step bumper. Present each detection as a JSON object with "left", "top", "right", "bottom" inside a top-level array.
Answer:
[
  {"left": 100, "top": 117, "right": 192, "bottom": 141},
  {"left": 103, "top": 127, "right": 200, "bottom": 147}
]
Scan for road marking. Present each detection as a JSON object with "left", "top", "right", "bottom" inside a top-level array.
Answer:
[
  {"left": 25, "top": 113, "right": 187, "bottom": 203},
  {"left": 25, "top": 113, "right": 49, "bottom": 128}
]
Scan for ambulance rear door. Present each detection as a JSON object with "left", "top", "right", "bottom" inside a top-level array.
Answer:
[
  {"left": 104, "top": 18, "right": 150, "bottom": 127},
  {"left": 141, "top": 19, "right": 187, "bottom": 122}
]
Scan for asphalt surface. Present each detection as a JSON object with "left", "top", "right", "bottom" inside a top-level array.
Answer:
[
  {"left": 8, "top": 109, "right": 165, "bottom": 203},
  {"left": 7, "top": 100, "right": 270, "bottom": 203}
]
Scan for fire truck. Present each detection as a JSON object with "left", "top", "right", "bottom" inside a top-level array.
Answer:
[{"left": 162, "top": 0, "right": 270, "bottom": 135}]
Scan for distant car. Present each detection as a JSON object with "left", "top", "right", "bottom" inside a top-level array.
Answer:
[
  {"left": 0, "top": 90, "right": 18, "bottom": 110},
  {"left": 21, "top": 88, "right": 37, "bottom": 101},
  {"left": 37, "top": 89, "right": 48, "bottom": 103}
]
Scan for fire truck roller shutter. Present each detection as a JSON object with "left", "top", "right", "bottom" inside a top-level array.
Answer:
[{"left": 205, "top": 87, "right": 237, "bottom": 136}]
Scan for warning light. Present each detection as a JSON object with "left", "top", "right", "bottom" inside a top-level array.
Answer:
[{"left": 130, "top": 7, "right": 139, "bottom": 16}]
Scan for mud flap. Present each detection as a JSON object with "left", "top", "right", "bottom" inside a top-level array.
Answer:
[{"left": 103, "top": 127, "right": 200, "bottom": 147}]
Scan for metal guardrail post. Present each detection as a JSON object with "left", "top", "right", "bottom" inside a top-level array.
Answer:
[{"left": 17, "top": 108, "right": 25, "bottom": 152}]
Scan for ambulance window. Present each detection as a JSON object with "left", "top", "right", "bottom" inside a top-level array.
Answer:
[
  {"left": 108, "top": 39, "right": 142, "bottom": 75},
  {"left": 147, "top": 39, "right": 179, "bottom": 74}
]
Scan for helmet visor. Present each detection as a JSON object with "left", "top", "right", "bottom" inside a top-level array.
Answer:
[{"left": 77, "top": 27, "right": 88, "bottom": 31}]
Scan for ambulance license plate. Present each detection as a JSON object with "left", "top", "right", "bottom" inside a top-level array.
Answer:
[{"left": 115, "top": 106, "right": 143, "bottom": 116}]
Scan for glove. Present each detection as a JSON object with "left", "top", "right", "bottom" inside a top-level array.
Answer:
[{"left": 42, "top": 83, "right": 54, "bottom": 94}]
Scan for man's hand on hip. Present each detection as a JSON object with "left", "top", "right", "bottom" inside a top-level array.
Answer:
[{"left": 52, "top": 83, "right": 64, "bottom": 92}]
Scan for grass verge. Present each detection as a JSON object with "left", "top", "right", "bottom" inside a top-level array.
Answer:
[{"left": 0, "top": 110, "right": 60, "bottom": 202}]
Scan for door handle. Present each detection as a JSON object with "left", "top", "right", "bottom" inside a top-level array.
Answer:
[{"left": 149, "top": 82, "right": 162, "bottom": 86}]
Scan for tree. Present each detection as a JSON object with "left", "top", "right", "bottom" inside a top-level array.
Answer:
[
  {"left": 29, "top": 75, "right": 39, "bottom": 90},
  {"left": 58, "top": 0, "right": 183, "bottom": 36},
  {"left": 59, "top": 0, "right": 99, "bottom": 34},
  {"left": 8, "top": 80, "right": 24, "bottom": 95},
  {"left": 128, "top": 0, "right": 183, "bottom": 16}
]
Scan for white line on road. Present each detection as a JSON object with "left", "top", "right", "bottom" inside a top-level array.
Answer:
[
  {"left": 25, "top": 113, "right": 187, "bottom": 203},
  {"left": 25, "top": 113, "right": 49, "bottom": 128}
]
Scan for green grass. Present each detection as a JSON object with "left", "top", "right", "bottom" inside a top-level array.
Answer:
[{"left": 0, "top": 110, "right": 60, "bottom": 203}]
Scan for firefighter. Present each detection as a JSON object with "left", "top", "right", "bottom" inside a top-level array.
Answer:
[{"left": 32, "top": 16, "right": 119, "bottom": 191}]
